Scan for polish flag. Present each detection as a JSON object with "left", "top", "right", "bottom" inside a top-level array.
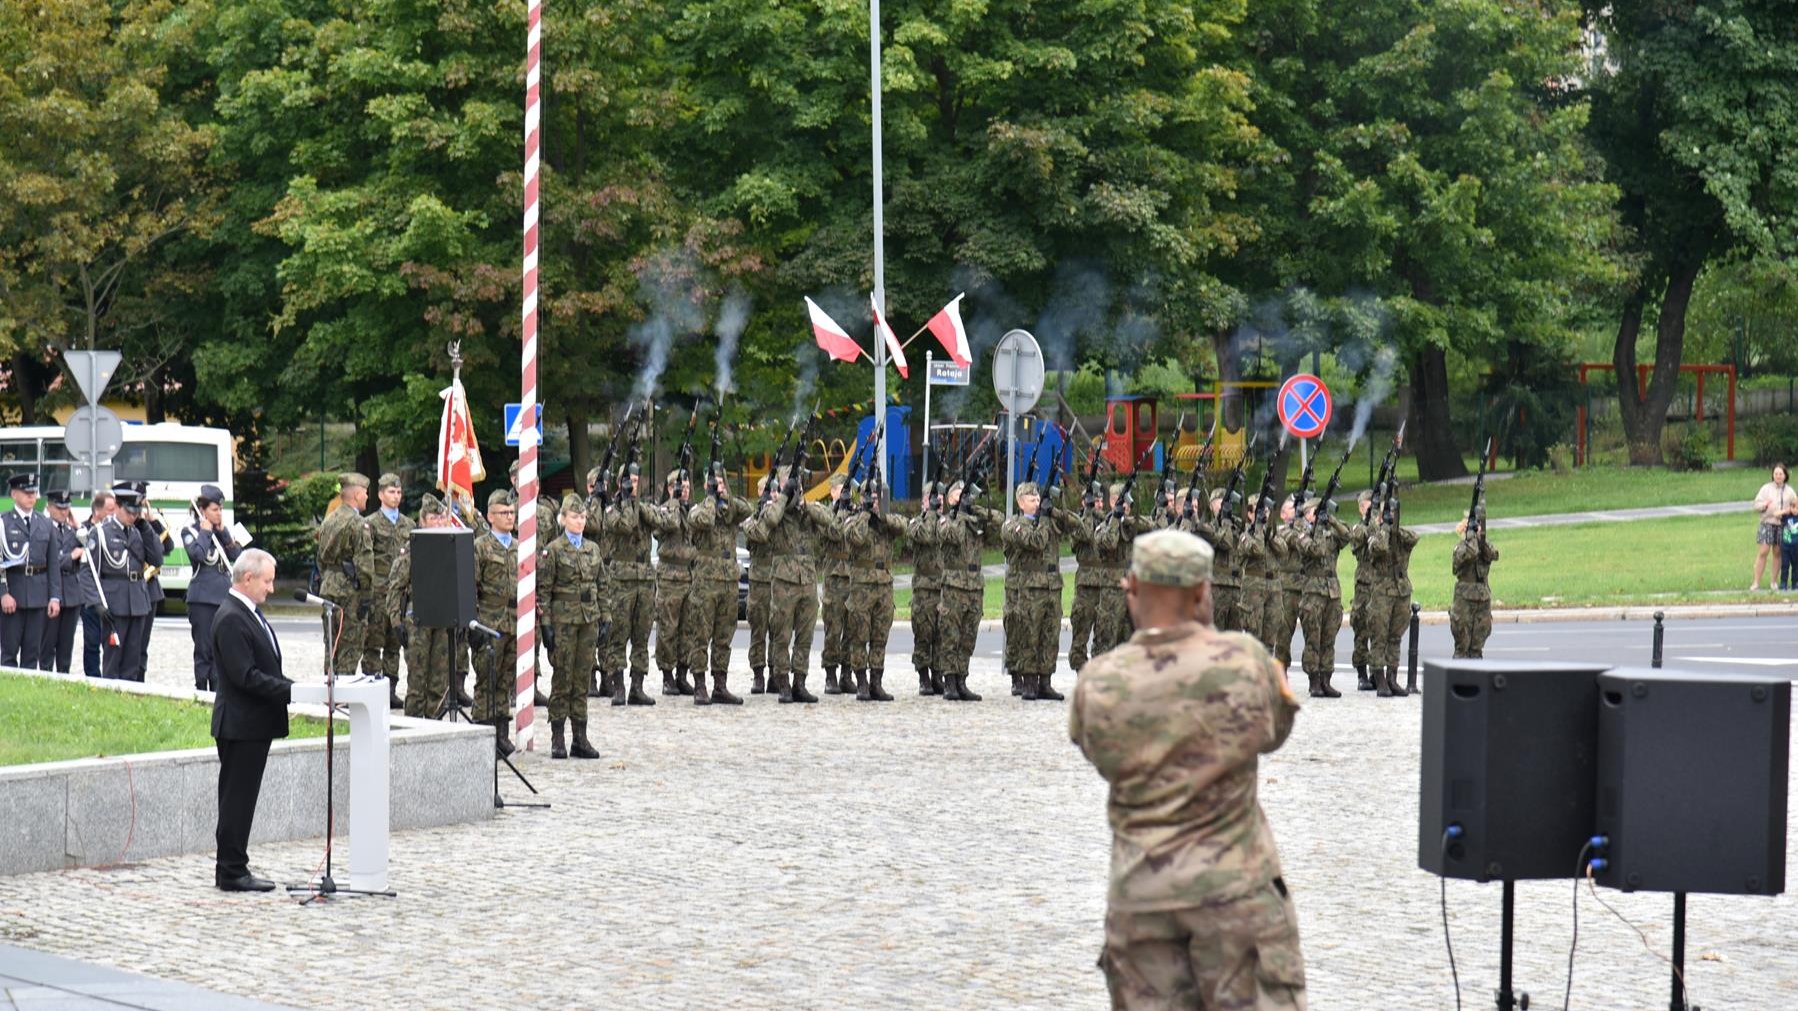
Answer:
[
  {"left": 925, "top": 293, "right": 971, "bottom": 367},
  {"left": 872, "top": 294, "right": 909, "bottom": 378},
  {"left": 805, "top": 296, "right": 864, "bottom": 363},
  {"left": 436, "top": 377, "right": 486, "bottom": 526}
]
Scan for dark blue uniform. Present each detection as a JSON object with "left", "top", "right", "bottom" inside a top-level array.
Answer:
[
  {"left": 0, "top": 507, "right": 66, "bottom": 669},
  {"left": 181, "top": 521, "right": 241, "bottom": 691},
  {"left": 78, "top": 512, "right": 162, "bottom": 681}
]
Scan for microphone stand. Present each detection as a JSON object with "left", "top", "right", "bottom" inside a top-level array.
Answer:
[{"left": 468, "top": 623, "right": 548, "bottom": 810}]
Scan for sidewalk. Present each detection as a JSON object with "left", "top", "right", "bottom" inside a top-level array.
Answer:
[{"left": 0, "top": 944, "right": 302, "bottom": 1011}]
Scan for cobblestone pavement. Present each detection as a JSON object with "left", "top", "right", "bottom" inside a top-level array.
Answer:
[{"left": 2, "top": 628, "right": 1794, "bottom": 1010}]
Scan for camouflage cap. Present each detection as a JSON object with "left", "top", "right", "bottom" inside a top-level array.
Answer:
[
  {"left": 1301, "top": 498, "right": 1324, "bottom": 514},
  {"left": 1109, "top": 482, "right": 1126, "bottom": 499},
  {"left": 419, "top": 493, "right": 447, "bottom": 518},
  {"left": 666, "top": 469, "right": 683, "bottom": 487},
  {"left": 586, "top": 467, "right": 602, "bottom": 486},
  {"left": 1015, "top": 482, "right": 1041, "bottom": 497},
  {"left": 378, "top": 472, "right": 402, "bottom": 490},
  {"left": 1209, "top": 488, "right": 1226, "bottom": 502},
  {"left": 560, "top": 492, "right": 587, "bottom": 514},
  {"left": 756, "top": 475, "right": 771, "bottom": 495},
  {"left": 340, "top": 472, "right": 370, "bottom": 491},
  {"left": 829, "top": 473, "right": 848, "bottom": 489},
  {"left": 487, "top": 488, "right": 516, "bottom": 509},
  {"left": 1357, "top": 488, "right": 1374, "bottom": 503},
  {"left": 1130, "top": 528, "right": 1214, "bottom": 587},
  {"left": 508, "top": 460, "right": 521, "bottom": 480}
]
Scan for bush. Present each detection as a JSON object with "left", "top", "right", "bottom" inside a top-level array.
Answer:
[
  {"left": 1663, "top": 426, "right": 1715, "bottom": 472},
  {"left": 1547, "top": 443, "right": 1574, "bottom": 475},
  {"left": 1744, "top": 414, "right": 1798, "bottom": 468}
]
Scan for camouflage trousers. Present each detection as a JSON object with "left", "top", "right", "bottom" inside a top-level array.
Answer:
[
  {"left": 820, "top": 574, "right": 851, "bottom": 670},
  {"left": 1272, "top": 589, "right": 1302, "bottom": 667},
  {"left": 548, "top": 620, "right": 598, "bottom": 723},
  {"left": 1297, "top": 593, "right": 1342, "bottom": 677},
  {"left": 361, "top": 597, "right": 403, "bottom": 679},
  {"left": 1236, "top": 583, "right": 1269, "bottom": 653},
  {"left": 402, "top": 625, "right": 463, "bottom": 719},
  {"left": 1070, "top": 582, "right": 1127, "bottom": 673},
  {"left": 745, "top": 577, "right": 772, "bottom": 671},
  {"left": 844, "top": 580, "right": 895, "bottom": 672},
  {"left": 1003, "top": 585, "right": 1061, "bottom": 676},
  {"left": 655, "top": 571, "right": 692, "bottom": 672},
  {"left": 935, "top": 585, "right": 983, "bottom": 677},
  {"left": 1450, "top": 587, "right": 1493, "bottom": 659},
  {"left": 470, "top": 632, "right": 515, "bottom": 723},
  {"left": 1367, "top": 591, "right": 1412, "bottom": 670},
  {"left": 687, "top": 576, "right": 738, "bottom": 675},
  {"left": 326, "top": 594, "right": 367, "bottom": 676},
  {"left": 767, "top": 579, "right": 819, "bottom": 678},
  {"left": 909, "top": 583, "right": 940, "bottom": 674},
  {"left": 1212, "top": 581, "right": 1241, "bottom": 633},
  {"left": 1349, "top": 581, "right": 1374, "bottom": 668},
  {"left": 605, "top": 578, "right": 654, "bottom": 674},
  {"left": 1100, "top": 880, "right": 1307, "bottom": 1011}
]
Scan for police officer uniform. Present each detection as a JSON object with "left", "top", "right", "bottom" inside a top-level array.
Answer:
[
  {"left": 79, "top": 487, "right": 162, "bottom": 681},
  {"left": 181, "top": 484, "right": 242, "bottom": 691},
  {"left": 42, "top": 491, "right": 85, "bottom": 673},
  {"left": 0, "top": 474, "right": 65, "bottom": 669}
]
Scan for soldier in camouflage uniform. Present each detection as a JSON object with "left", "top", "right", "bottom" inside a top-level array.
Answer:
[
  {"left": 935, "top": 481, "right": 1000, "bottom": 701},
  {"left": 389, "top": 495, "right": 466, "bottom": 719},
  {"left": 1067, "top": 482, "right": 1122, "bottom": 676},
  {"left": 818, "top": 475, "right": 855, "bottom": 694},
  {"left": 1200, "top": 489, "right": 1242, "bottom": 632},
  {"left": 316, "top": 473, "right": 376, "bottom": 677},
  {"left": 1234, "top": 497, "right": 1278, "bottom": 653},
  {"left": 1297, "top": 498, "right": 1351, "bottom": 699},
  {"left": 842, "top": 479, "right": 908, "bottom": 701},
  {"left": 472, "top": 489, "right": 519, "bottom": 755},
  {"left": 652, "top": 470, "right": 698, "bottom": 696},
  {"left": 742, "top": 467, "right": 840, "bottom": 703},
  {"left": 1450, "top": 510, "right": 1499, "bottom": 659},
  {"left": 1270, "top": 499, "right": 1305, "bottom": 669},
  {"left": 1070, "top": 528, "right": 1306, "bottom": 1011},
  {"left": 1366, "top": 493, "right": 1417, "bottom": 698},
  {"left": 1002, "top": 482, "right": 1070, "bottom": 701},
  {"left": 906, "top": 485, "right": 944, "bottom": 695},
  {"left": 538, "top": 494, "right": 602, "bottom": 759},
  {"left": 361, "top": 473, "right": 413, "bottom": 706},
  {"left": 742, "top": 475, "right": 776, "bottom": 693},
  {"left": 600, "top": 466, "right": 658, "bottom": 706},
  {"left": 1346, "top": 491, "right": 1378, "bottom": 691},
  {"left": 685, "top": 462, "right": 753, "bottom": 705}
]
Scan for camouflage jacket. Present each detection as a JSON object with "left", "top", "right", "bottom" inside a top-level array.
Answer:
[
  {"left": 1001, "top": 509, "right": 1066, "bottom": 592},
  {"left": 1452, "top": 532, "right": 1500, "bottom": 602},
  {"left": 1347, "top": 520, "right": 1378, "bottom": 589},
  {"left": 473, "top": 529, "right": 518, "bottom": 636},
  {"left": 842, "top": 509, "right": 908, "bottom": 585},
  {"left": 650, "top": 497, "right": 696, "bottom": 581},
  {"left": 1369, "top": 524, "right": 1419, "bottom": 597},
  {"left": 363, "top": 508, "right": 415, "bottom": 592},
  {"left": 382, "top": 553, "right": 411, "bottom": 629},
  {"left": 1235, "top": 523, "right": 1277, "bottom": 589},
  {"left": 1298, "top": 514, "right": 1351, "bottom": 599},
  {"left": 936, "top": 504, "right": 1000, "bottom": 592},
  {"left": 602, "top": 496, "right": 659, "bottom": 582},
  {"left": 539, "top": 533, "right": 603, "bottom": 626},
  {"left": 742, "top": 493, "right": 841, "bottom": 587},
  {"left": 907, "top": 511, "right": 941, "bottom": 591},
  {"left": 1194, "top": 513, "right": 1241, "bottom": 589},
  {"left": 821, "top": 497, "right": 854, "bottom": 580},
  {"left": 687, "top": 493, "right": 753, "bottom": 583},
  {"left": 1069, "top": 621, "right": 1298, "bottom": 912},
  {"left": 742, "top": 508, "right": 773, "bottom": 584},
  {"left": 1274, "top": 521, "right": 1306, "bottom": 592},
  {"left": 316, "top": 504, "right": 374, "bottom": 600},
  {"left": 1068, "top": 508, "right": 1128, "bottom": 588}
]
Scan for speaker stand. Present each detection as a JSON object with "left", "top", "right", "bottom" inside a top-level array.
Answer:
[
  {"left": 1670, "top": 891, "right": 1696, "bottom": 1011},
  {"left": 478, "top": 629, "right": 548, "bottom": 810},
  {"left": 1495, "top": 879, "right": 1526, "bottom": 1010}
]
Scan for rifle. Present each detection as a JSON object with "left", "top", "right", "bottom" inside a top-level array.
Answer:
[
  {"left": 594, "top": 402, "right": 635, "bottom": 507},
  {"left": 756, "top": 419, "right": 797, "bottom": 513},
  {"left": 1114, "top": 437, "right": 1160, "bottom": 522},
  {"left": 1369, "top": 420, "right": 1407, "bottom": 521},
  {"left": 1317, "top": 447, "right": 1351, "bottom": 517},
  {"left": 950, "top": 417, "right": 1003, "bottom": 519},
  {"left": 1468, "top": 436, "right": 1494, "bottom": 537},
  {"left": 861, "top": 422, "right": 887, "bottom": 510},
  {"left": 1249, "top": 442, "right": 1280, "bottom": 533},
  {"left": 1182, "top": 423, "right": 1218, "bottom": 516},
  {"left": 1157, "top": 411, "right": 1187, "bottom": 502},
  {"left": 1081, "top": 430, "right": 1107, "bottom": 508},
  {"left": 1221, "top": 432, "right": 1258, "bottom": 526},
  {"left": 621, "top": 403, "right": 646, "bottom": 501},
  {"left": 1290, "top": 444, "right": 1316, "bottom": 512},
  {"left": 838, "top": 422, "right": 882, "bottom": 512},
  {"left": 784, "top": 406, "right": 822, "bottom": 500},
  {"left": 669, "top": 402, "right": 701, "bottom": 502},
  {"left": 703, "top": 412, "right": 724, "bottom": 500}
]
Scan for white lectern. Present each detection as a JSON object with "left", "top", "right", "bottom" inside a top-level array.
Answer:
[{"left": 291, "top": 675, "right": 392, "bottom": 893}]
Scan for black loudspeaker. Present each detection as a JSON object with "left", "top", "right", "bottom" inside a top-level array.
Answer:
[
  {"left": 410, "top": 528, "right": 475, "bottom": 629},
  {"left": 1419, "top": 659, "right": 1611, "bottom": 881},
  {"left": 1594, "top": 668, "right": 1789, "bottom": 896}
]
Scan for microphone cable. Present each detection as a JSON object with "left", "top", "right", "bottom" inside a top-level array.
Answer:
[{"left": 1439, "top": 826, "right": 1463, "bottom": 1011}]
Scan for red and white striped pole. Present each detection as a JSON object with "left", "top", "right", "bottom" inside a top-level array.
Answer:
[{"left": 515, "top": 0, "right": 543, "bottom": 751}]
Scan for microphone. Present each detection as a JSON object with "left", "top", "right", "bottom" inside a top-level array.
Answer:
[
  {"left": 292, "top": 589, "right": 340, "bottom": 610},
  {"left": 467, "top": 619, "right": 502, "bottom": 640}
]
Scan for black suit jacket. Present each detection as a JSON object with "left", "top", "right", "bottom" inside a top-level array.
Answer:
[{"left": 210, "top": 594, "right": 293, "bottom": 741}]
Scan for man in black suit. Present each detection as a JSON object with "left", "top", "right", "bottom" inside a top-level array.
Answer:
[{"left": 211, "top": 548, "right": 292, "bottom": 892}]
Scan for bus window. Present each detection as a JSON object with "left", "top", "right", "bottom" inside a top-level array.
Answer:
[
  {"left": 0, "top": 440, "right": 37, "bottom": 465},
  {"left": 112, "top": 442, "right": 219, "bottom": 482},
  {"left": 39, "top": 441, "right": 72, "bottom": 492}
]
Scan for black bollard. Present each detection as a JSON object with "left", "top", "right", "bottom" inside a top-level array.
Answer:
[
  {"left": 1652, "top": 610, "right": 1665, "bottom": 669},
  {"left": 1406, "top": 602, "right": 1422, "bottom": 694}
]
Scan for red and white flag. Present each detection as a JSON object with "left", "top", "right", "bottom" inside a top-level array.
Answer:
[
  {"left": 805, "top": 296, "right": 865, "bottom": 363},
  {"left": 925, "top": 292, "right": 971, "bottom": 367},
  {"left": 437, "top": 377, "right": 486, "bottom": 523},
  {"left": 871, "top": 294, "right": 908, "bottom": 378}
]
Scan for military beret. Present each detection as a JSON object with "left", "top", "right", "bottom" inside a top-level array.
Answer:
[
  {"left": 46, "top": 490, "right": 71, "bottom": 508},
  {"left": 560, "top": 493, "right": 588, "bottom": 514},
  {"left": 1130, "top": 528, "right": 1214, "bottom": 587},
  {"left": 488, "top": 489, "right": 516, "bottom": 509},
  {"left": 8, "top": 473, "right": 38, "bottom": 493},
  {"left": 378, "top": 472, "right": 402, "bottom": 490},
  {"left": 340, "top": 472, "right": 370, "bottom": 490},
  {"left": 829, "top": 474, "right": 848, "bottom": 489},
  {"left": 1015, "top": 482, "right": 1040, "bottom": 497},
  {"left": 419, "top": 493, "right": 446, "bottom": 519}
]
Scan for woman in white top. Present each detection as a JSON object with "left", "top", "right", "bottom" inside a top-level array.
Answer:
[{"left": 1751, "top": 463, "right": 1797, "bottom": 591}]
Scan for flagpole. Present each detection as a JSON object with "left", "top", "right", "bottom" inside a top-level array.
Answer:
[
  {"left": 516, "top": 0, "right": 543, "bottom": 752},
  {"left": 899, "top": 321, "right": 929, "bottom": 349},
  {"left": 870, "top": 0, "right": 888, "bottom": 484}
]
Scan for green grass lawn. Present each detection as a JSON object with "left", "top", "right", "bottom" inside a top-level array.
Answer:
[
  {"left": 0, "top": 672, "right": 338, "bottom": 767},
  {"left": 895, "top": 511, "right": 1771, "bottom": 618},
  {"left": 1365, "top": 466, "right": 1756, "bottom": 526}
]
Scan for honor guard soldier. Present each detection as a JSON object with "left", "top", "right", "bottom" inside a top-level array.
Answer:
[
  {"left": 686, "top": 463, "right": 754, "bottom": 705},
  {"left": 80, "top": 486, "right": 161, "bottom": 681},
  {"left": 841, "top": 476, "right": 907, "bottom": 702},
  {"left": 78, "top": 492, "right": 114, "bottom": 678},
  {"left": 743, "top": 465, "right": 840, "bottom": 703},
  {"left": 43, "top": 491, "right": 85, "bottom": 673},
  {"left": 362, "top": 473, "right": 413, "bottom": 704},
  {"left": 1198, "top": 489, "right": 1242, "bottom": 632},
  {"left": 126, "top": 481, "right": 171, "bottom": 676},
  {"left": 1068, "top": 481, "right": 1125, "bottom": 677},
  {"left": 906, "top": 483, "right": 945, "bottom": 695},
  {"left": 935, "top": 481, "right": 1000, "bottom": 701},
  {"left": 315, "top": 473, "right": 375, "bottom": 677},
  {"left": 1001, "top": 482, "right": 1071, "bottom": 702},
  {"left": 0, "top": 474, "right": 62, "bottom": 670},
  {"left": 1297, "top": 497, "right": 1351, "bottom": 698},
  {"left": 473, "top": 489, "right": 520, "bottom": 755},
  {"left": 743, "top": 475, "right": 776, "bottom": 693},
  {"left": 1367, "top": 490, "right": 1417, "bottom": 697},
  {"left": 1451, "top": 509, "right": 1500, "bottom": 659},
  {"left": 1347, "top": 491, "right": 1378, "bottom": 690},
  {"left": 1070, "top": 529, "right": 1307, "bottom": 1011},
  {"left": 540, "top": 494, "right": 602, "bottom": 759},
  {"left": 652, "top": 470, "right": 698, "bottom": 696},
  {"left": 1271, "top": 499, "right": 1305, "bottom": 668},
  {"left": 181, "top": 484, "right": 242, "bottom": 691},
  {"left": 819, "top": 474, "right": 854, "bottom": 694},
  {"left": 600, "top": 464, "right": 658, "bottom": 706}
]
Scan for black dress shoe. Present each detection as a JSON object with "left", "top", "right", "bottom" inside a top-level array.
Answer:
[{"left": 216, "top": 873, "right": 276, "bottom": 892}]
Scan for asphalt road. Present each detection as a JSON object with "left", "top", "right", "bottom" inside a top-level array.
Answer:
[{"left": 245, "top": 612, "right": 1797, "bottom": 679}]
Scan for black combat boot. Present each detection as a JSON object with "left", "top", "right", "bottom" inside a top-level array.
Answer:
[
  {"left": 550, "top": 720, "right": 568, "bottom": 760},
  {"left": 855, "top": 669, "right": 873, "bottom": 701},
  {"left": 869, "top": 669, "right": 893, "bottom": 702},
  {"left": 823, "top": 665, "right": 843, "bottom": 695},
  {"left": 661, "top": 670, "right": 677, "bottom": 696},
  {"left": 1388, "top": 666, "right": 1409, "bottom": 698},
  {"left": 388, "top": 679, "right": 403, "bottom": 709},
  {"left": 533, "top": 680, "right": 551, "bottom": 708},
  {"left": 775, "top": 670, "right": 795, "bottom": 703},
  {"left": 1375, "top": 666, "right": 1394, "bottom": 698},
  {"left": 918, "top": 670, "right": 933, "bottom": 695},
  {"left": 1356, "top": 664, "right": 1372, "bottom": 692},
  {"left": 1306, "top": 672, "right": 1322, "bottom": 698},
  {"left": 612, "top": 672, "right": 628, "bottom": 707},
  {"left": 1317, "top": 672, "right": 1342, "bottom": 699},
  {"left": 588, "top": 669, "right": 602, "bottom": 698},
  {"left": 955, "top": 674, "right": 982, "bottom": 701},
  {"left": 676, "top": 666, "right": 696, "bottom": 696},
  {"left": 570, "top": 720, "right": 600, "bottom": 759},
  {"left": 627, "top": 672, "right": 656, "bottom": 706},
  {"left": 790, "top": 671, "right": 820, "bottom": 704},
  {"left": 711, "top": 672, "right": 743, "bottom": 705},
  {"left": 600, "top": 669, "right": 619, "bottom": 697},
  {"left": 693, "top": 672, "right": 711, "bottom": 705},
  {"left": 1011, "top": 673, "right": 1023, "bottom": 696},
  {"left": 1404, "top": 666, "right": 1420, "bottom": 695},
  {"left": 751, "top": 667, "right": 766, "bottom": 694},
  {"left": 942, "top": 672, "right": 963, "bottom": 701},
  {"left": 455, "top": 680, "right": 474, "bottom": 707},
  {"left": 1036, "top": 674, "right": 1064, "bottom": 702},
  {"left": 492, "top": 718, "right": 515, "bottom": 758},
  {"left": 1021, "top": 674, "right": 1041, "bottom": 701},
  {"left": 931, "top": 669, "right": 946, "bottom": 695}
]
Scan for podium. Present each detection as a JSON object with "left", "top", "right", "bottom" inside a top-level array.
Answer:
[{"left": 291, "top": 676, "right": 392, "bottom": 893}]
